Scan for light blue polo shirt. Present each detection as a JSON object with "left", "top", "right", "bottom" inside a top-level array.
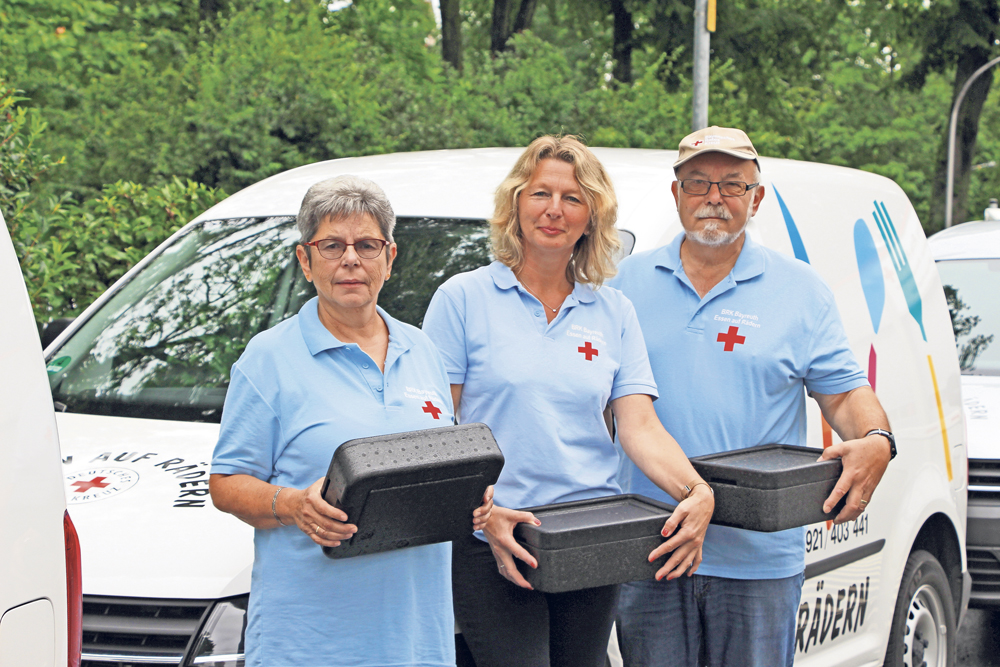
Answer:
[
  {"left": 609, "top": 233, "right": 868, "bottom": 580},
  {"left": 212, "top": 297, "right": 456, "bottom": 667},
  {"left": 422, "top": 261, "right": 658, "bottom": 514}
]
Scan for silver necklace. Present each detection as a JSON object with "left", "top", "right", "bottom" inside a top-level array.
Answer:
[{"left": 521, "top": 282, "right": 560, "bottom": 314}]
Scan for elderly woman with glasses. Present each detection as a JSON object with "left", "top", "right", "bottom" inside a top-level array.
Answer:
[
  {"left": 422, "top": 136, "right": 714, "bottom": 667},
  {"left": 210, "top": 175, "right": 493, "bottom": 667}
]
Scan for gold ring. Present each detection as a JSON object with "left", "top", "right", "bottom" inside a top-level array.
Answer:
[
  {"left": 314, "top": 525, "right": 322, "bottom": 534},
  {"left": 859, "top": 499, "right": 869, "bottom": 507}
]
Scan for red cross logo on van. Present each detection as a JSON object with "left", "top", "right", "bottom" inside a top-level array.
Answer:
[
  {"left": 717, "top": 326, "right": 746, "bottom": 351},
  {"left": 72, "top": 476, "right": 110, "bottom": 493},
  {"left": 422, "top": 401, "right": 442, "bottom": 419}
]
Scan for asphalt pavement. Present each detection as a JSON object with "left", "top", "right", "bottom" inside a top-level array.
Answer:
[{"left": 958, "top": 608, "right": 1000, "bottom": 666}]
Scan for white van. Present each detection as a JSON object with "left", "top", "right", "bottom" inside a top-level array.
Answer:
[
  {"left": 44, "top": 149, "right": 966, "bottom": 667},
  {"left": 1, "top": 212, "right": 82, "bottom": 667},
  {"left": 928, "top": 203, "right": 1000, "bottom": 612}
]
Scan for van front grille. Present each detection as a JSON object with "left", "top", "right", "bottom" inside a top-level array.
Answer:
[
  {"left": 969, "top": 459, "right": 1000, "bottom": 490},
  {"left": 967, "top": 548, "right": 1000, "bottom": 604},
  {"left": 81, "top": 596, "right": 211, "bottom": 666}
]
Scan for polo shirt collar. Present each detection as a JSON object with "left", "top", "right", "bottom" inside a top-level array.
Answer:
[
  {"left": 297, "top": 296, "right": 415, "bottom": 357},
  {"left": 654, "top": 231, "right": 766, "bottom": 283},
  {"left": 488, "top": 260, "right": 597, "bottom": 305}
]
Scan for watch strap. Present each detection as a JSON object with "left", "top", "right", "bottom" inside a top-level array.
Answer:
[{"left": 865, "top": 428, "right": 896, "bottom": 460}]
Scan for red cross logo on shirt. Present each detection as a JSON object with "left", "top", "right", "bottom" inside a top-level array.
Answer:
[
  {"left": 422, "top": 401, "right": 442, "bottom": 419},
  {"left": 72, "top": 476, "right": 110, "bottom": 493},
  {"left": 578, "top": 342, "right": 599, "bottom": 361},
  {"left": 717, "top": 326, "right": 746, "bottom": 351}
]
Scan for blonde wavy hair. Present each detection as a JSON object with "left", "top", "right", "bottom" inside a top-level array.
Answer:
[{"left": 491, "top": 135, "right": 621, "bottom": 286}]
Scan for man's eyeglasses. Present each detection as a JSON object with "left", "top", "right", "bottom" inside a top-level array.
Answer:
[
  {"left": 679, "top": 179, "right": 759, "bottom": 197},
  {"left": 302, "top": 238, "right": 389, "bottom": 260}
]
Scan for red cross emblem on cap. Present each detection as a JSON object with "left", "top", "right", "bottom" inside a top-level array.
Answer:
[
  {"left": 422, "top": 400, "right": 442, "bottom": 419},
  {"left": 578, "top": 342, "right": 599, "bottom": 361},
  {"left": 72, "top": 476, "right": 110, "bottom": 493},
  {"left": 717, "top": 326, "right": 746, "bottom": 351},
  {"left": 693, "top": 140, "right": 704, "bottom": 146}
]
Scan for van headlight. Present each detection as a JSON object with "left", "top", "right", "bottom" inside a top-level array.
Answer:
[{"left": 186, "top": 595, "right": 247, "bottom": 666}]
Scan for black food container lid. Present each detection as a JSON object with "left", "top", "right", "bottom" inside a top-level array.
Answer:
[
  {"left": 691, "top": 444, "right": 842, "bottom": 489},
  {"left": 321, "top": 423, "right": 503, "bottom": 559},
  {"left": 513, "top": 495, "right": 673, "bottom": 549}
]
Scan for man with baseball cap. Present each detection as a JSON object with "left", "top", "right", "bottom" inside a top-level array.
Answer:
[{"left": 609, "top": 126, "right": 894, "bottom": 666}]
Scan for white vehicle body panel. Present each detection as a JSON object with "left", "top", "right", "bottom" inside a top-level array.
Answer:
[
  {"left": 57, "top": 413, "right": 252, "bottom": 599},
  {"left": 929, "top": 219, "right": 1000, "bottom": 610},
  {"left": 48, "top": 149, "right": 965, "bottom": 666},
  {"left": 0, "top": 214, "right": 69, "bottom": 666}
]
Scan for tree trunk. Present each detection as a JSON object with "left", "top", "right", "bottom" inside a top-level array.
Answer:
[
  {"left": 441, "top": 0, "right": 463, "bottom": 72},
  {"left": 512, "top": 0, "right": 539, "bottom": 34},
  {"left": 610, "top": 0, "right": 633, "bottom": 84},
  {"left": 929, "top": 0, "right": 999, "bottom": 230},
  {"left": 491, "top": 0, "right": 513, "bottom": 54}
]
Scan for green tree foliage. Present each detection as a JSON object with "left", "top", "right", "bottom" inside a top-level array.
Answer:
[
  {"left": 2, "top": 83, "right": 225, "bottom": 324},
  {"left": 14, "top": 177, "right": 226, "bottom": 324},
  {"left": 0, "top": 86, "right": 64, "bottom": 229},
  {"left": 2, "top": 0, "right": 968, "bottom": 197},
  {"left": 2, "top": 0, "right": 999, "bottom": 329}
]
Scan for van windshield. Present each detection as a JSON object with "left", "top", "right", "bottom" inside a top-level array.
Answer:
[
  {"left": 46, "top": 216, "right": 491, "bottom": 422},
  {"left": 937, "top": 258, "right": 1000, "bottom": 375}
]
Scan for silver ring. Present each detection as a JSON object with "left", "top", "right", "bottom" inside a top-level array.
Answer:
[
  {"left": 498, "top": 563, "right": 506, "bottom": 570},
  {"left": 314, "top": 525, "right": 322, "bottom": 535},
  {"left": 859, "top": 499, "right": 869, "bottom": 507}
]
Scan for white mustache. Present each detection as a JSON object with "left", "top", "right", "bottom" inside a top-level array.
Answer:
[{"left": 694, "top": 204, "right": 732, "bottom": 220}]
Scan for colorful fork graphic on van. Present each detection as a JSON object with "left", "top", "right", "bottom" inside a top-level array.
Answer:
[
  {"left": 861, "top": 201, "right": 951, "bottom": 480},
  {"left": 871, "top": 201, "right": 926, "bottom": 341}
]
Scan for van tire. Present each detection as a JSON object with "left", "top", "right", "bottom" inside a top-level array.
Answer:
[{"left": 884, "top": 549, "right": 956, "bottom": 667}]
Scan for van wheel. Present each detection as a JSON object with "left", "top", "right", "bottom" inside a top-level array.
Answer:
[{"left": 884, "top": 550, "right": 956, "bottom": 667}]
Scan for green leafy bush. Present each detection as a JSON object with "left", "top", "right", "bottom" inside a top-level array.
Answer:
[
  {"left": 2, "top": 83, "right": 224, "bottom": 324},
  {"left": 23, "top": 178, "right": 225, "bottom": 323}
]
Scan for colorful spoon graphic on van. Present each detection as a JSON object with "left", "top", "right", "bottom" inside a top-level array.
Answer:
[{"left": 853, "top": 218, "right": 884, "bottom": 392}]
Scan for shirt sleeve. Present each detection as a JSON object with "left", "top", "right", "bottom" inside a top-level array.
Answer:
[
  {"left": 422, "top": 285, "right": 469, "bottom": 385},
  {"left": 803, "top": 293, "right": 870, "bottom": 396},
  {"left": 211, "top": 364, "right": 282, "bottom": 480},
  {"left": 610, "top": 294, "right": 660, "bottom": 401}
]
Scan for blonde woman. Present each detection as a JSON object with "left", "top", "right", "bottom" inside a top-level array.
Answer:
[{"left": 423, "top": 136, "right": 714, "bottom": 667}]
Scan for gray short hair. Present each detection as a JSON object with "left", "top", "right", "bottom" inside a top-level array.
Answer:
[{"left": 297, "top": 175, "right": 396, "bottom": 244}]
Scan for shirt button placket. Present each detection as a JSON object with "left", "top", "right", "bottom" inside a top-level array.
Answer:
[{"left": 352, "top": 347, "right": 385, "bottom": 404}]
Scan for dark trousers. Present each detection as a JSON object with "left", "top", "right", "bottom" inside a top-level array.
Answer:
[{"left": 451, "top": 534, "right": 620, "bottom": 667}]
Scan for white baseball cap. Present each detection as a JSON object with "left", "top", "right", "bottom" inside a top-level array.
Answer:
[{"left": 674, "top": 126, "right": 760, "bottom": 170}]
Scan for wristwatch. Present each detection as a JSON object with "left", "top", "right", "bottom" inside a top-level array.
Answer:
[{"left": 865, "top": 428, "right": 896, "bottom": 460}]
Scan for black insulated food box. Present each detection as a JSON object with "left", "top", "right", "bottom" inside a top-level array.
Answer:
[
  {"left": 690, "top": 444, "right": 845, "bottom": 533},
  {"left": 512, "top": 495, "right": 673, "bottom": 593},
  {"left": 321, "top": 423, "right": 504, "bottom": 559}
]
